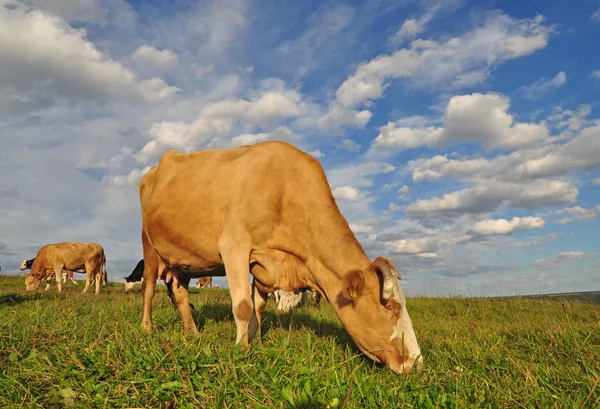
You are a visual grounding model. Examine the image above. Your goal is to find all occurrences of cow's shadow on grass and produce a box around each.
[0,293,43,306]
[191,301,356,351]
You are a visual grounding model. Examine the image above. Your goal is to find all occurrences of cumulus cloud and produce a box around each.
[316,104,372,130]
[379,230,475,255]
[21,0,108,23]
[337,138,361,152]
[406,178,578,219]
[373,93,548,151]
[318,13,552,129]
[515,123,600,178]
[332,186,366,202]
[472,216,545,235]
[231,126,297,147]
[131,45,178,70]
[103,166,151,188]
[398,185,411,200]
[520,71,566,99]
[349,223,375,234]
[0,3,179,111]
[412,155,491,182]
[136,80,310,162]
[196,64,215,78]
[337,14,551,108]
[393,18,426,43]
[533,251,585,266]
[309,149,324,158]
[555,206,599,224]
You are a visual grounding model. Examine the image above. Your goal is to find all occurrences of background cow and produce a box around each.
[138,141,422,374]
[20,257,79,290]
[195,276,212,288]
[276,288,321,312]
[24,242,107,294]
[124,259,144,291]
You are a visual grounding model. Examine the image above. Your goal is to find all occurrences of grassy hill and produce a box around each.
[1,276,599,408]
[504,291,600,304]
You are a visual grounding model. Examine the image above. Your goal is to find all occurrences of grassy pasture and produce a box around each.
[0,275,598,409]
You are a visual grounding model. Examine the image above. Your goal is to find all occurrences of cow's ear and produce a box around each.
[343,270,365,300]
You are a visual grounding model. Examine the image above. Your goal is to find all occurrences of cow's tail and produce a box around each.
[102,253,108,285]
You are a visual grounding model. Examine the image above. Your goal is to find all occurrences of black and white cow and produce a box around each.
[124,259,144,291]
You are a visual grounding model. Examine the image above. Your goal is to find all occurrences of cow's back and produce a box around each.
[35,242,104,271]
[142,141,331,270]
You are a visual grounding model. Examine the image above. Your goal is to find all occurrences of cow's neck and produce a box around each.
[295,206,371,303]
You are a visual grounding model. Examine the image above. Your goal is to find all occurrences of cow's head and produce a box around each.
[20,259,28,271]
[339,257,422,375]
[24,272,42,291]
[123,278,137,291]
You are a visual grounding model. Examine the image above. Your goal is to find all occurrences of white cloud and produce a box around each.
[103,166,151,188]
[196,64,215,78]
[406,178,578,218]
[0,3,178,110]
[373,93,548,151]
[472,216,545,235]
[335,13,552,109]
[520,71,566,99]
[132,45,178,70]
[136,81,310,162]
[593,178,600,186]
[309,149,324,158]
[591,70,600,80]
[592,8,600,22]
[337,138,361,152]
[383,164,396,174]
[516,123,600,178]
[393,18,425,43]
[533,251,585,266]
[555,206,599,224]
[413,155,491,182]
[21,0,106,23]
[332,185,366,202]
[316,104,371,130]
[231,126,296,146]
[349,223,375,234]
[398,185,411,200]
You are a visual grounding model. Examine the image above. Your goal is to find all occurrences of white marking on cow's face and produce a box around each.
[388,287,422,374]
[20,260,27,270]
[124,281,137,291]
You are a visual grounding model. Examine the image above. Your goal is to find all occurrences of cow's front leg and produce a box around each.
[249,279,268,344]
[53,267,63,293]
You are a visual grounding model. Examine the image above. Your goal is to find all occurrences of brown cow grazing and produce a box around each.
[139,141,422,375]
[195,276,212,288]
[24,242,107,294]
[21,257,79,290]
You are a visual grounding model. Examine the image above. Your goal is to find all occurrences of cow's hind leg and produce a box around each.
[166,272,196,333]
[69,271,78,285]
[249,279,268,344]
[82,266,93,294]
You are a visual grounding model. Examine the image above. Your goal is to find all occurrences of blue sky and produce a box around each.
[1,0,599,296]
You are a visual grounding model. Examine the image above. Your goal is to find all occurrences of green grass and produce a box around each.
[0,276,598,409]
